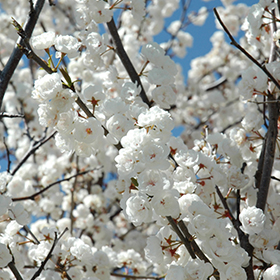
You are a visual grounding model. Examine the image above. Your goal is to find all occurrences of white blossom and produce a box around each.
[31,31,56,50]
[0,243,12,268]
[239,206,266,235]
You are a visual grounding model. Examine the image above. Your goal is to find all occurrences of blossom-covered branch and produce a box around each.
[0,0,45,108]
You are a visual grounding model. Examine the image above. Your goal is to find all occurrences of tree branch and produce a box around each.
[30,228,68,280]
[3,137,11,173]
[215,185,254,279]
[0,0,45,109]
[11,130,57,176]
[213,8,280,91]
[166,216,220,279]
[8,261,24,280]
[70,156,79,235]
[0,112,24,119]
[177,220,220,280]
[255,6,279,212]
[106,18,151,107]
[111,272,162,279]
[12,168,100,202]
[256,95,279,211]
[166,216,196,259]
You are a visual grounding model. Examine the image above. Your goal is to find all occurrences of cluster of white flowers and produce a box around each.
[1,0,280,279]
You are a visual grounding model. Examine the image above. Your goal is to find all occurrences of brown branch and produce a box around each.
[70,156,79,235]
[203,76,227,92]
[215,185,235,222]
[213,8,280,91]
[0,0,45,109]
[111,272,162,279]
[0,112,24,119]
[12,168,99,202]
[17,45,53,74]
[8,261,24,280]
[215,186,254,280]
[30,228,68,280]
[166,216,196,259]
[23,225,40,244]
[177,220,220,280]
[106,18,151,107]
[11,130,57,176]
[255,6,279,212]
[3,137,11,173]
[256,95,279,211]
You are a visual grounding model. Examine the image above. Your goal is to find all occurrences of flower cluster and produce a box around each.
[1,0,280,279]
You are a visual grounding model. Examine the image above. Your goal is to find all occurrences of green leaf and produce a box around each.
[131,177,138,187]
[59,67,72,88]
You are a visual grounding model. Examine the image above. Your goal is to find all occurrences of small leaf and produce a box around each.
[60,67,72,88]
[131,177,138,187]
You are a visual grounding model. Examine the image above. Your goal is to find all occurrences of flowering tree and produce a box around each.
[0,0,280,279]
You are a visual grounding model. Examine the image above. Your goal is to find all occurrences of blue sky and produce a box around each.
[0,0,258,169]
[155,0,258,82]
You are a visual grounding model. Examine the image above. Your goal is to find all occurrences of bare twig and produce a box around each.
[11,130,57,176]
[166,216,196,259]
[256,94,279,211]
[12,168,100,202]
[30,228,68,280]
[214,8,280,92]
[29,0,35,15]
[164,0,191,54]
[0,112,24,118]
[70,156,79,235]
[255,6,279,212]
[215,185,235,222]
[203,76,227,91]
[8,261,24,280]
[215,185,254,279]
[0,0,45,109]
[110,272,162,279]
[271,176,280,182]
[107,18,151,107]
[220,118,243,134]
[17,45,53,74]
[23,225,40,244]
[177,220,220,280]
[166,216,220,279]
[3,137,11,173]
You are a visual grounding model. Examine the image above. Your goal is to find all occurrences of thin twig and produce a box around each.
[0,112,25,118]
[8,261,24,280]
[3,137,11,173]
[203,76,227,92]
[177,220,220,280]
[256,95,279,211]
[164,0,191,54]
[12,168,100,202]
[215,186,254,279]
[29,0,35,14]
[166,216,196,259]
[215,185,243,230]
[18,45,53,74]
[11,130,57,176]
[0,0,45,109]
[111,272,162,279]
[271,176,280,182]
[70,156,79,235]
[220,118,243,134]
[214,8,280,91]
[30,228,68,280]
[23,225,40,244]
[107,18,151,107]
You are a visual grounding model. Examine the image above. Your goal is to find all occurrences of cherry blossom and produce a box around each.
[0,0,280,279]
